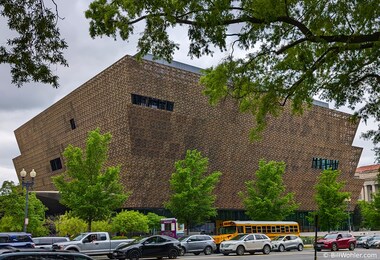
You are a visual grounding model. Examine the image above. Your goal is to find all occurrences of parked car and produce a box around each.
[219,233,271,255]
[365,236,380,249]
[33,236,70,249]
[0,232,34,249]
[178,234,216,255]
[52,232,134,258]
[271,235,304,252]
[356,236,371,248]
[112,235,181,260]
[0,248,94,259]
[315,233,356,251]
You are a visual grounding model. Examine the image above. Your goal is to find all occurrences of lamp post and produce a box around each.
[345,197,352,232]
[20,168,36,233]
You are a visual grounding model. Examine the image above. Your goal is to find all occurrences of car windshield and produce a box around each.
[324,234,338,239]
[230,234,247,241]
[178,236,189,242]
[72,234,87,241]
[219,226,237,235]
[272,236,285,241]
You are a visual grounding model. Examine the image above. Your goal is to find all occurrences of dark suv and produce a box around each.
[0,233,34,249]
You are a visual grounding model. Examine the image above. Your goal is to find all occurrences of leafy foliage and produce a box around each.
[53,128,130,231]
[85,0,380,154]
[92,220,112,233]
[239,160,299,220]
[309,169,351,232]
[0,181,48,235]
[111,210,149,235]
[146,212,165,234]
[54,212,87,238]
[0,0,68,87]
[164,149,221,233]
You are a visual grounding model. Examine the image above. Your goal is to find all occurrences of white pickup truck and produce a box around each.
[52,232,134,258]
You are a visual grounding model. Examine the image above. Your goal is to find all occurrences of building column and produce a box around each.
[364,185,369,201]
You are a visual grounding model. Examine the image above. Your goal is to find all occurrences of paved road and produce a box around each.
[94,248,380,260]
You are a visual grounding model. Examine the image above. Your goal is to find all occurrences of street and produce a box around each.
[94,248,380,260]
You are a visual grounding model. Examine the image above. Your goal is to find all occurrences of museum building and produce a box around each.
[12,54,364,231]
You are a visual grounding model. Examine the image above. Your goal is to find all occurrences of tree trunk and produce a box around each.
[186,221,190,235]
[88,218,92,232]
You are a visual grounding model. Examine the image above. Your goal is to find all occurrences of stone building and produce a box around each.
[12,54,364,231]
[355,164,380,202]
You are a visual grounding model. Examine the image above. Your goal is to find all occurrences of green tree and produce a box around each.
[239,160,298,220]
[1,0,68,87]
[53,128,130,231]
[309,169,351,232]
[164,149,221,234]
[85,0,380,156]
[92,220,112,233]
[146,212,165,235]
[111,210,149,235]
[54,212,87,238]
[0,181,48,235]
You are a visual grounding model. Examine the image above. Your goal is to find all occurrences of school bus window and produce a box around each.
[271,226,276,233]
[257,226,262,233]
[246,226,252,233]
[276,226,281,232]
[252,226,257,233]
[219,226,237,234]
[293,225,299,232]
[285,226,289,232]
[261,226,266,233]
[237,226,244,233]
[290,226,294,232]
[281,226,285,232]
[266,226,271,233]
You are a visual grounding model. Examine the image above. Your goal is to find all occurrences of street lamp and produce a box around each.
[345,197,352,232]
[20,168,36,233]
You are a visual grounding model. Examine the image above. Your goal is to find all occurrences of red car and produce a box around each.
[315,233,356,251]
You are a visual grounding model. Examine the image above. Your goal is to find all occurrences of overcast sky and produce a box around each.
[0,1,377,186]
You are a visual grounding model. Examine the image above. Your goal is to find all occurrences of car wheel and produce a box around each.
[349,243,355,251]
[278,245,285,252]
[297,244,304,251]
[128,250,140,260]
[331,243,338,251]
[263,245,271,255]
[180,247,186,256]
[168,249,178,259]
[236,245,245,255]
[204,246,213,255]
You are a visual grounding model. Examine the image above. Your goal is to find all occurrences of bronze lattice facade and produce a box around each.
[13,55,363,216]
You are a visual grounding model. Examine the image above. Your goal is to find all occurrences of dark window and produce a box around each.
[70,118,76,130]
[131,94,174,112]
[312,157,339,170]
[50,158,62,171]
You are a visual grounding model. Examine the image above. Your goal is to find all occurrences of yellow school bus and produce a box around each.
[213,220,300,245]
